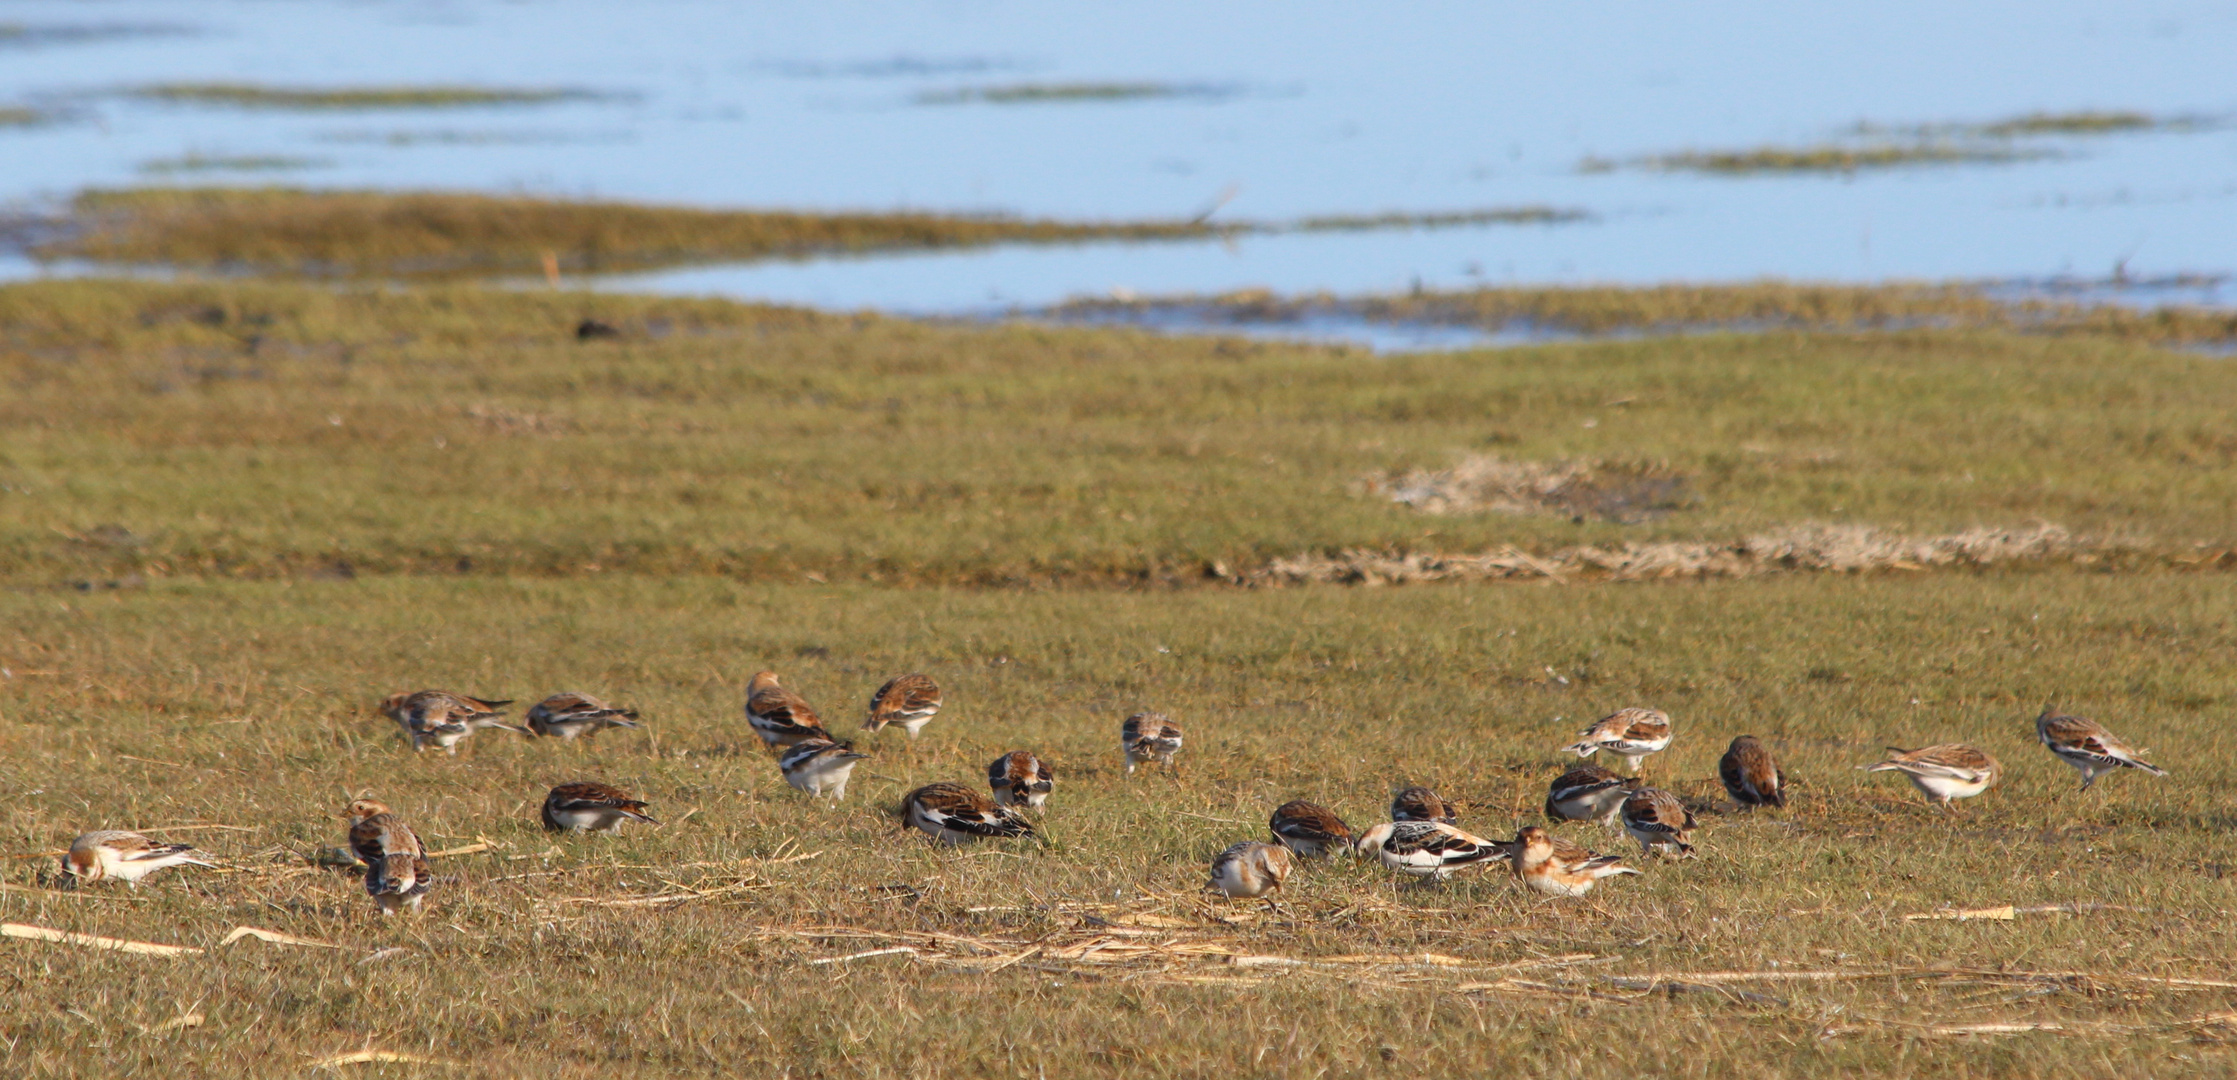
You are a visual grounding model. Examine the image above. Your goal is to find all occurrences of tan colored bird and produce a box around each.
[744,671,830,748]
[380,689,523,754]
[1389,786,1457,825]
[1619,787,1697,859]
[541,782,661,832]
[1268,799,1354,858]
[2036,708,2166,790]
[902,782,1038,845]
[1564,707,1673,774]
[1861,744,2002,809]
[1718,735,1786,810]
[1207,841,1293,909]
[781,738,870,800]
[987,750,1055,809]
[60,831,215,885]
[1507,825,1639,898]
[525,692,641,741]
[343,799,430,915]
[1543,764,1641,827]
[1121,713,1183,774]
[863,674,943,739]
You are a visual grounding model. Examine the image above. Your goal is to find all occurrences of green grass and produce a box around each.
[39,188,1219,278]
[1623,142,2044,175]
[1290,207,1589,231]
[137,154,328,176]
[916,81,1238,105]
[1062,280,2237,345]
[128,83,593,109]
[35,189,1591,279]
[3,276,2236,1075]
[1,571,2233,1076]
[4,279,2237,590]
[1597,109,2203,177]
[1971,110,2160,137]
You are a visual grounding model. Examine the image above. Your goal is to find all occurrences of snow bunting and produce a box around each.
[1121,713,1183,774]
[541,782,661,832]
[744,671,830,748]
[1619,787,1697,859]
[1268,799,1354,858]
[1207,840,1293,907]
[863,673,943,739]
[60,831,215,885]
[1860,744,2002,809]
[1353,820,1507,882]
[902,782,1038,845]
[343,799,430,915]
[987,750,1055,809]
[2037,708,2167,790]
[780,738,870,800]
[380,689,523,754]
[1718,735,1786,810]
[525,692,641,741]
[1544,764,1641,826]
[1563,707,1673,774]
[1389,786,1457,824]
[1507,825,1639,898]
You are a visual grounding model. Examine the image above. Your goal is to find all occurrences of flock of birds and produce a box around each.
[56,671,2170,916]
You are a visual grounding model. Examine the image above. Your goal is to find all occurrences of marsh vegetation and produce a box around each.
[2,275,2234,1076]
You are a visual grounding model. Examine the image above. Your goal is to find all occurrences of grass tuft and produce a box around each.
[39,187,1219,278]
[137,153,328,175]
[1631,142,2044,175]
[128,82,593,109]
[916,81,1239,105]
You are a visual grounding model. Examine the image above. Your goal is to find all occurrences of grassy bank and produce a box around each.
[37,188,1222,279]
[34,188,1587,279]
[1060,281,2237,344]
[0,572,2231,1076]
[5,280,2237,586]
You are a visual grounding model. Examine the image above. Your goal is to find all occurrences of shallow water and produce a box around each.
[4,0,2236,313]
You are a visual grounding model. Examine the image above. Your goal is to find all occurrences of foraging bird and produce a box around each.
[1389,786,1457,825]
[1268,799,1354,858]
[1121,713,1183,774]
[780,738,870,800]
[380,690,523,754]
[2036,708,2166,790]
[1207,841,1293,907]
[1506,825,1639,898]
[1619,787,1697,859]
[525,692,641,741]
[342,799,430,916]
[987,750,1055,809]
[59,831,215,885]
[1861,744,2002,809]
[1353,820,1507,882]
[743,671,830,748]
[541,782,661,832]
[1563,708,1673,774]
[1718,735,1786,809]
[1544,764,1641,827]
[863,674,943,739]
[902,782,1038,845]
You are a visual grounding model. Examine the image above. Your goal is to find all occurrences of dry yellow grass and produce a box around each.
[3,278,2235,1076]
[2,573,2234,1077]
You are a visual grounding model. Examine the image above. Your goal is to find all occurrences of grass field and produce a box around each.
[2,277,2235,1076]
